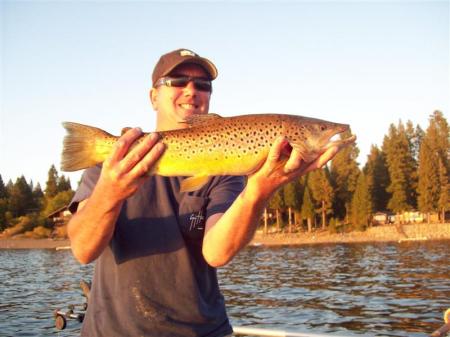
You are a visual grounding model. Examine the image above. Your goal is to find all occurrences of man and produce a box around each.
[68,48,342,337]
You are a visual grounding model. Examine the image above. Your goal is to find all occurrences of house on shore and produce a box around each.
[47,206,71,226]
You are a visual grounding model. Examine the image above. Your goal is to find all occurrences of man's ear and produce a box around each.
[150,87,158,110]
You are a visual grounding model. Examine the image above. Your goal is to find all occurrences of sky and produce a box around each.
[1,0,449,188]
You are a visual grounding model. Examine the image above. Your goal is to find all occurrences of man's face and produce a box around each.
[151,63,211,131]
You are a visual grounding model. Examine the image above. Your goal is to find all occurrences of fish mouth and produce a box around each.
[327,133,357,150]
[321,123,355,152]
[328,123,349,141]
[335,123,350,133]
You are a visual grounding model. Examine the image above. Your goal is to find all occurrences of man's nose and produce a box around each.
[183,81,197,95]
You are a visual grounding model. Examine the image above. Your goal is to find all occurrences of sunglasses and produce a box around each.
[154,76,212,92]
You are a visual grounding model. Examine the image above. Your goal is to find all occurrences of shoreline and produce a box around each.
[0,238,71,249]
[249,231,441,247]
[1,223,449,249]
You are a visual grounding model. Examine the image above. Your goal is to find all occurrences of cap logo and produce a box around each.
[180,50,197,57]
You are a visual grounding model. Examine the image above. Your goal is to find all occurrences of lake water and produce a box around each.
[0,241,449,337]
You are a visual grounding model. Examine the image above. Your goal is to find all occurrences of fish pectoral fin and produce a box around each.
[184,113,223,128]
[180,175,210,193]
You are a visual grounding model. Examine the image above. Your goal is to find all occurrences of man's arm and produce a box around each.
[202,136,345,267]
[68,128,165,264]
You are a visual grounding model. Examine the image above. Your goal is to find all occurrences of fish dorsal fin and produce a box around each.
[184,113,222,128]
[121,127,132,136]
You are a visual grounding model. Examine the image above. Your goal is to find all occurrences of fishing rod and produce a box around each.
[233,308,450,337]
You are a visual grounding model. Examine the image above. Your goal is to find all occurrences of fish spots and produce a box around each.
[159,114,307,163]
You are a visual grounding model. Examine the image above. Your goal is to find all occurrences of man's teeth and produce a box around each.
[180,103,196,109]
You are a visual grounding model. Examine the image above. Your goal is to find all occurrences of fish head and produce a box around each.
[284,116,351,162]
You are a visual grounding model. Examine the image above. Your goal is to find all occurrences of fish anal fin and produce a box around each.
[184,113,222,128]
[180,175,210,193]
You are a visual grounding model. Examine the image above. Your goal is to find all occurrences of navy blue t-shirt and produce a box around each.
[69,166,245,337]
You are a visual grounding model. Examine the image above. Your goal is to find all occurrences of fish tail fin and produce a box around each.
[61,122,116,172]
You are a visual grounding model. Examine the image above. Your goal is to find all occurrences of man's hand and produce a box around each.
[202,135,347,267]
[246,136,343,201]
[68,127,165,264]
[96,127,166,206]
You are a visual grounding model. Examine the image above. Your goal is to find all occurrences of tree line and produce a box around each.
[0,165,74,235]
[266,110,449,232]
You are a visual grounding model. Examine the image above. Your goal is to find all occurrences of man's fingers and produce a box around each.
[303,145,340,175]
[131,141,166,177]
[264,136,287,169]
[120,133,160,173]
[283,148,304,174]
[110,127,143,164]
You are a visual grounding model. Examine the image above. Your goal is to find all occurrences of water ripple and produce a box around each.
[0,241,449,336]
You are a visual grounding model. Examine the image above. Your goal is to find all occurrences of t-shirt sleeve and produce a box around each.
[68,165,102,214]
[206,175,245,218]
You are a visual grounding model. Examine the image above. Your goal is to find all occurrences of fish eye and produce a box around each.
[320,125,327,131]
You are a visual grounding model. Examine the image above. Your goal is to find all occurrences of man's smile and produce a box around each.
[179,103,198,110]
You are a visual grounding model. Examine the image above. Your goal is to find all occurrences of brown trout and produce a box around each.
[61,113,356,192]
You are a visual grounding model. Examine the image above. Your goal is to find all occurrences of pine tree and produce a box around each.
[268,188,285,232]
[404,121,420,207]
[0,198,7,231]
[363,145,390,212]
[301,185,315,232]
[283,180,300,233]
[0,175,8,231]
[45,165,59,198]
[428,111,449,169]
[309,168,334,229]
[438,158,449,223]
[382,121,417,216]
[57,175,72,192]
[6,180,13,195]
[351,172,371,230]
[406,121,424,161]
[427,111,449,221]
[417,139,439,222]
[0,174,8,199]
[330,129,360,221]
[32,183,45,213]
[417,111,450,223]
[8,176,34,217]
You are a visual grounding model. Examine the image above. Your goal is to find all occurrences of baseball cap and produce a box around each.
[152,49,218,86]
